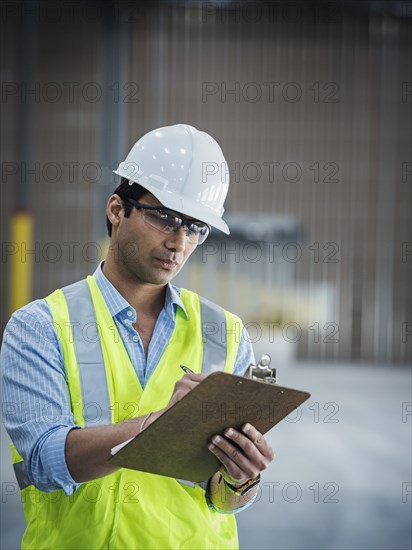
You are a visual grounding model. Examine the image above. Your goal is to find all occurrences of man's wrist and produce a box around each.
[222,474,261,496]
[141,409,164,431]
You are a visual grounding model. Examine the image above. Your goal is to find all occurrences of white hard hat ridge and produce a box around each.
[113,124,230,234]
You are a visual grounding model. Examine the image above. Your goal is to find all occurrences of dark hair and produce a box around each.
[106,178,148,237]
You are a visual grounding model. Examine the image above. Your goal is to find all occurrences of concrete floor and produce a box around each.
[1,362,411,550]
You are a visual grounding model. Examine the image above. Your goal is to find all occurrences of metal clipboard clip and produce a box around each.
[244,354,277,384]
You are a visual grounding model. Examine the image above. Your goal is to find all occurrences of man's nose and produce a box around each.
[165,227,187,252]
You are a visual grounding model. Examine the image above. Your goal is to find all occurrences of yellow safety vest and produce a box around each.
[11,275,242,549]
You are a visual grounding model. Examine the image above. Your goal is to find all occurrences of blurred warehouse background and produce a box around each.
[1,0,411,364]
[1,1,411,549]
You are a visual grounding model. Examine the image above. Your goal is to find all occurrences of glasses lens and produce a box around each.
[142,209,180,233]
[141,206,210,244]
[186,223,210,244]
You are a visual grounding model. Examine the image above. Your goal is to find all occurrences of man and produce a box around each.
[1,124,274,549]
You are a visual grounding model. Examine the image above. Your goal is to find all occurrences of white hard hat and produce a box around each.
[113,124,230,234]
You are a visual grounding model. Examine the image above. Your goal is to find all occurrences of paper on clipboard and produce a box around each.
[111,437,134,456]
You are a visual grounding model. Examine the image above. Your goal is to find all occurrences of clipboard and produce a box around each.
[109,371,311,482]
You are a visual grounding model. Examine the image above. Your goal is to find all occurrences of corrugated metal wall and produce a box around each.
[1,1,411,364]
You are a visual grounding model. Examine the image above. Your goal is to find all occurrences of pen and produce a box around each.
[180,364,194,374]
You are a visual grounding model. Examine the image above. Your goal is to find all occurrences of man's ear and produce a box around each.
[106,194,124,229]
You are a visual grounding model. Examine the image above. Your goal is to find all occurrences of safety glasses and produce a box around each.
[126,199,211,245]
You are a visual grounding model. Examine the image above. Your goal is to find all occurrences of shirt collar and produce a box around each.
[93,262,188,321]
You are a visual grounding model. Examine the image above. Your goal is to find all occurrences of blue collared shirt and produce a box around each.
[1,264,256,511]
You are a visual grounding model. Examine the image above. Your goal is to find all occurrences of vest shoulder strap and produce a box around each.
[180,288,241,375]
[198,293,228,375]
[61,279,112,427]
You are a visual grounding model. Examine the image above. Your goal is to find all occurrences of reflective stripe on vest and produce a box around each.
[13,281,229,490]
[62,280,112,427]
[199,295,227,374]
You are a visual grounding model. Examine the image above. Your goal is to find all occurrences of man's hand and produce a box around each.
[208,423,275,487]
[140,373,206,433]
[165,372,206,411]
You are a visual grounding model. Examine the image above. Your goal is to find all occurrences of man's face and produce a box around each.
[111,192,198,285]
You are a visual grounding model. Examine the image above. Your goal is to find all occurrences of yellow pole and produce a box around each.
[9,211,34,315]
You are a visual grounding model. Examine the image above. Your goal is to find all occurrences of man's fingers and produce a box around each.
[240,424,275,461]
[176,373,205,390]
[178,373,206,392]
[208,441,250,481]
[183,372,207,382]
[167,373,206,408]
[208,435,263,480]
[207,424,276,483]
[222,427,272,468]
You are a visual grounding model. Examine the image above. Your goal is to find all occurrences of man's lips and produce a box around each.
[155,258,178,270]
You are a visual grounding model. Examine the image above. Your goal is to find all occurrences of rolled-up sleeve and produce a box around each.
[0,300,81,495]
